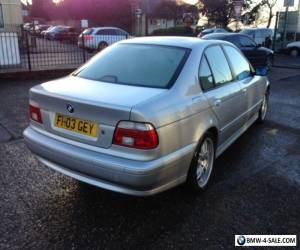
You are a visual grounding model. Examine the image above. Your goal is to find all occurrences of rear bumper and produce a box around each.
[23,126,195,196]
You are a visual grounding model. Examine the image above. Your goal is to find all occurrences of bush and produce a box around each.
[151,26,196,37]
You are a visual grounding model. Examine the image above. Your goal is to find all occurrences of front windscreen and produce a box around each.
[75,44,190,88]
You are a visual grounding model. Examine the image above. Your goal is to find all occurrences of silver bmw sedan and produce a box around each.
[24,37,270,196]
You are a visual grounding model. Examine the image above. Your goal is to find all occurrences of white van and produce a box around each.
[240,28,273,47]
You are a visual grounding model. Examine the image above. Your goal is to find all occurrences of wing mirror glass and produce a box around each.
[255,67,268,76]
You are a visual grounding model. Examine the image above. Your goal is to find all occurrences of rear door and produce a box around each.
[95,29,119,46]
[200,45,244,144]
[116,29,128,41]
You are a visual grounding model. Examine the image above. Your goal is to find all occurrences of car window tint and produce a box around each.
[199,56,214,91]
[241,29,255,38]
[97,29,115,35]
[227,36,241,47]
[76,44,190,88]
[223,46,251,81]
[116,29,127,36]
[105,29,117,35]
[240,36,256,47]
[205,46,232,86]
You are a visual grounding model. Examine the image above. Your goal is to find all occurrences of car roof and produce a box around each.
[242,28,272,30]
[92,27,121,30]
[202,33,248,39]
[119,36,232,49]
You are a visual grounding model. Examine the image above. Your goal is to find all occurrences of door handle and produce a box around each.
[242,88,247,94]
[214,100,221,107]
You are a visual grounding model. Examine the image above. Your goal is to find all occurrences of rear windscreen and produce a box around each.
[75,44,190,88]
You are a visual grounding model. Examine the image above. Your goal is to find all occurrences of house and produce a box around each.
[0,0,23,30]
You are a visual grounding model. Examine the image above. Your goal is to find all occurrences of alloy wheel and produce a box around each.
[196,137,215,188]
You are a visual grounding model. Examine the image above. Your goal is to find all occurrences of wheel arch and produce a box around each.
[205,127,219,147]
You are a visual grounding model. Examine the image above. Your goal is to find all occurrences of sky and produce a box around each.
[21,0,299,10]
[22,0,199,5]
[21,0,300,15]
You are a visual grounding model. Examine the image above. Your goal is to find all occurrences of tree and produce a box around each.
[29,0,133,32]
[30,0,56,20]
[152,1,198,23]
[197,0,264,28]
[261,0,278,28]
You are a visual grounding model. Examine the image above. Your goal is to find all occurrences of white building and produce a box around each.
[0,0,23,30]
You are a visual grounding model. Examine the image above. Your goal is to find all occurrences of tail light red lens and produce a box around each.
[84,35,92,41]
[113,121,158,150]
[29,102,43,124]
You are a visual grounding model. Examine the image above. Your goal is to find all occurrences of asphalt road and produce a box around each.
[0,68,300,249]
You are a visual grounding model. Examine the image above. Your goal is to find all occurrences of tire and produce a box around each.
[290,48,299,57]
[187,132,215,192]
[98,41,108,51]
[266,55,273,71]
[257,90,269,123]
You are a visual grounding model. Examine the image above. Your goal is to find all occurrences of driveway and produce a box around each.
[0,68,299,249]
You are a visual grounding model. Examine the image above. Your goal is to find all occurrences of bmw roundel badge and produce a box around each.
[66,104,74,113]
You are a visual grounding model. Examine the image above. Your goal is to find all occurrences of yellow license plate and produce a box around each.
[54,113,98,138]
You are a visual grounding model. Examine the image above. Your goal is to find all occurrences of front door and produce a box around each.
[223,45,259,121]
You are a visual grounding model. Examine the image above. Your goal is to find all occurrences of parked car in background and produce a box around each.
[44,26,64,40]
[24,37,270,196]
[202,33,274,71]
[23,23,34,31]
[44,26,78,42]
[41,26,55,37]
[240,28,273,48]
[55,27,79,43]
[78,27,131,51]
[35,25,52,37]
[197,28,228,38]
[284,41,300,57]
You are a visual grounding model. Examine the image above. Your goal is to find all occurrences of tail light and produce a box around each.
[84,35,93,41]
[29,101,43,124]
[113,121,158,150]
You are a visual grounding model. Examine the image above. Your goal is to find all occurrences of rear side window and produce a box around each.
[205,46,233,86]
[199,56,214,91]
[223,46,251,81]
[75,44,190,88]
[116,29,128,36]
[97,29,117,35]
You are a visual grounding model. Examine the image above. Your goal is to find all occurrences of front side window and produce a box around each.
[205,46,233,86]
[199,56,214,91]
[223,46,251,81]
[75,44,190,88]
[0,4,4,28]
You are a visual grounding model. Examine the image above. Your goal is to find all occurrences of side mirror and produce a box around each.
[255,67,268,76]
